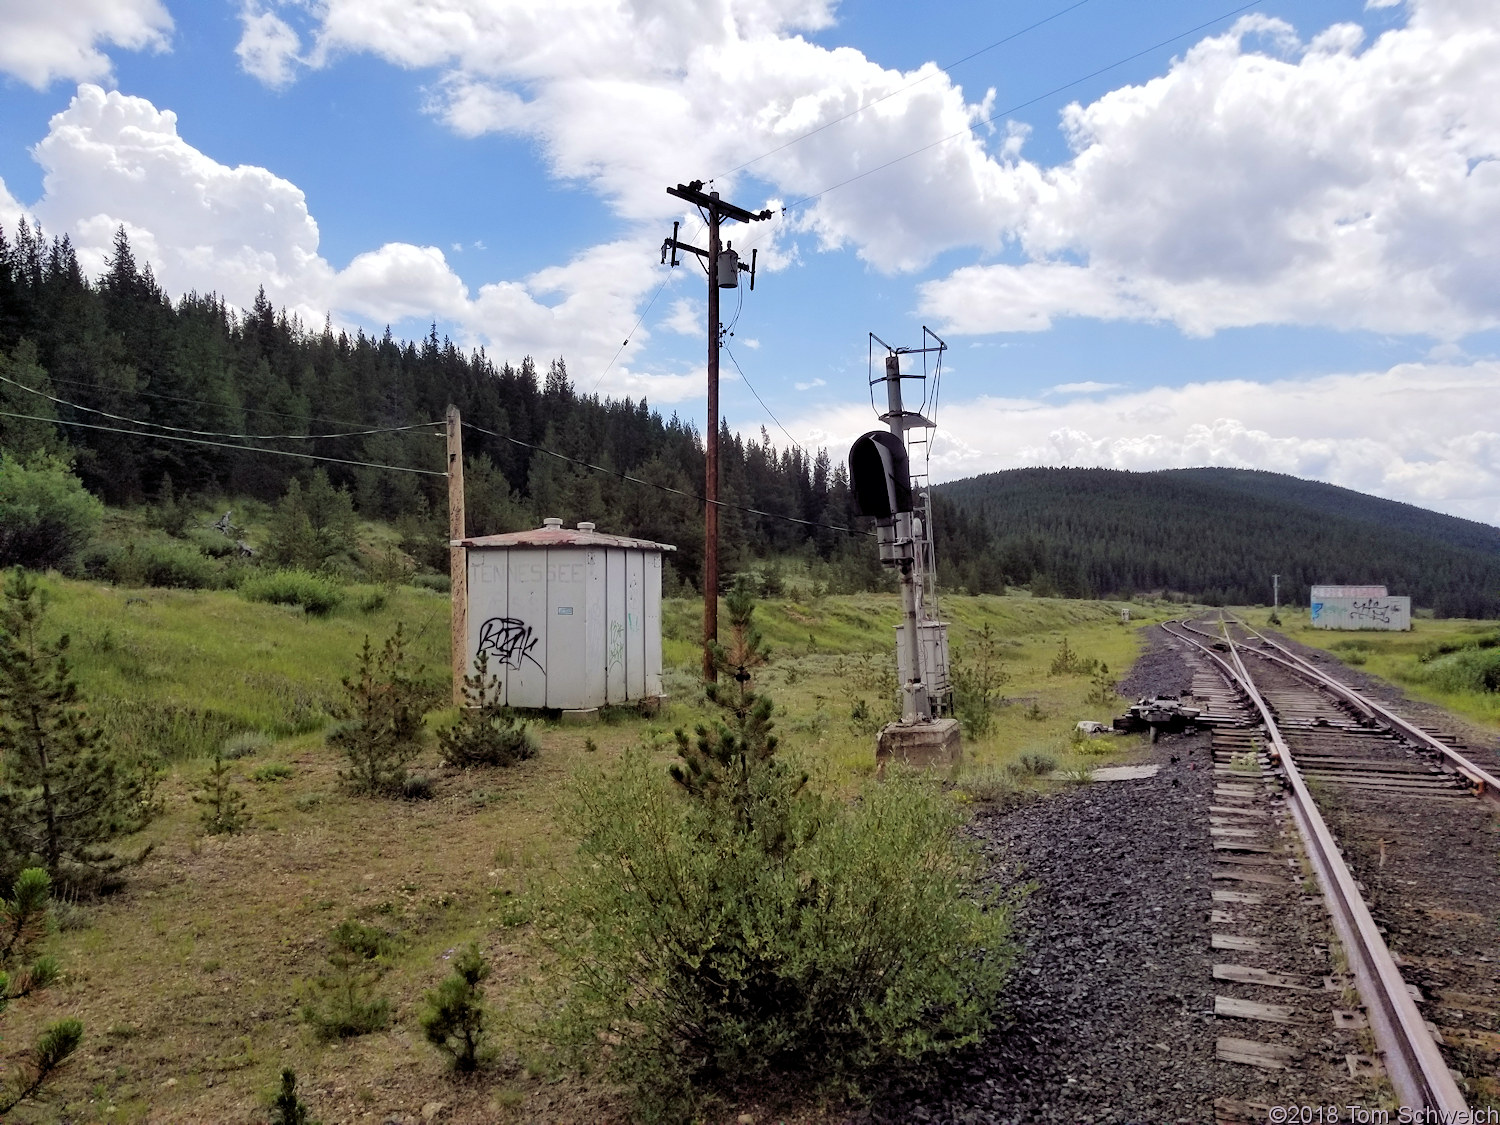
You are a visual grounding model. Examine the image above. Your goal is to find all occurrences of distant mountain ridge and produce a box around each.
[1160,468,1500,557]
[932,466,1500,618]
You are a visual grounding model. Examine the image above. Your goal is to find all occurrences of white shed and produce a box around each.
[456,518,675,711]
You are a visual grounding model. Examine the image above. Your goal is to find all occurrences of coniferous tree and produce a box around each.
[0,570,150,886]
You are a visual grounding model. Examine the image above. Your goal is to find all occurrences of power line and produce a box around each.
[462,419,867,537]
[723,341,806,456]
[588,218,711,397]
[0,410,447,476]
[783,0,1263,210]
[0,372,436,443]
[719,0,1096,178]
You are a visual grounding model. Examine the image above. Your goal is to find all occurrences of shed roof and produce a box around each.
[454,523,676,552]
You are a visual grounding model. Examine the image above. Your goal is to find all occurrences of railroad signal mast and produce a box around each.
[848,329,959,767]
[661,180,772,683]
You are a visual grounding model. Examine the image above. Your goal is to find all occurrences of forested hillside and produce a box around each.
[7,220,1498,615]
[934,467,1500,617]
[0,221,869,590]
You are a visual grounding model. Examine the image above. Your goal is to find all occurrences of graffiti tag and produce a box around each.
[477,617,544,671]
[1348,598,1394,624]
[608,620,625,669]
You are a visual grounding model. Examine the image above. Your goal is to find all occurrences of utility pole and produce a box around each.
[1273,573,1280,611]
[661,180,772,682]
[447,404,468,706]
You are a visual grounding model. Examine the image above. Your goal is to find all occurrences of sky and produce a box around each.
[1,0,1499,525]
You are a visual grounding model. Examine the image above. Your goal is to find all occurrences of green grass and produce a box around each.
[6,577,1184,1124]
[43,580,451,756]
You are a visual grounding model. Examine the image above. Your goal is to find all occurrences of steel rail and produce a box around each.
[1160,620,1470,1114]
[1228,618,1500,809]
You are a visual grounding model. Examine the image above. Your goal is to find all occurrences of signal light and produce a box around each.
[848,431,912,518]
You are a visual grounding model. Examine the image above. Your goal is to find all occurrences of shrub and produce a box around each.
[239,569,344,616]
[420,943,490,1073]
[410,572,451,594]
[438,651,538,768]
[330,626,425,795]
[957,765,1018,804]
[222,731,272,760]
[301,920,394,1040]
[401,772,435,800]
[1407,647,1500,694]
[556,585,1013,1118]
[1011,749,1058,777]
[252,763,294,783]
[80,535,220,590]
[0,454,103,572]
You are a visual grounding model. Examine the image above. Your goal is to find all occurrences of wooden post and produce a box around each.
[446,405,467,706]
[704,195,721,684]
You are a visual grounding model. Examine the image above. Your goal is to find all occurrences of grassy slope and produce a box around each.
[7,580,1178,1124]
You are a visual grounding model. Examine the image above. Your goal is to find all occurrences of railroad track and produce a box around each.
[1162,617,1500,1118]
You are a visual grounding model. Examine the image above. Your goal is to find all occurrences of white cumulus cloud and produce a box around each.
[243,0,1500,340]
[235,3,303,89]
[17,84,701,403]
[0,0,172,89]
[786,361,1500,523]
[923,1,1500,340]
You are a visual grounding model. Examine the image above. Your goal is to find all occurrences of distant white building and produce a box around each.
[1309,585,1411,631]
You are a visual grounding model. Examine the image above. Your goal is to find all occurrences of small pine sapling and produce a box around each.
[438,651,538,768]
[0,867,82,1113]
[330,625,425,795]
[269,1068,319,1125]
[420,943,491,1073]
[194,749,250,834]
[670,577,809,854]
[301,919,393,1039]
[1084,662,1115,706]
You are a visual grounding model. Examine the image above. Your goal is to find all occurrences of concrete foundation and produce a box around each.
[876,717,962,774]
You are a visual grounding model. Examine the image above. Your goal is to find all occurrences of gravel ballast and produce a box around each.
[850,626,1380,1124]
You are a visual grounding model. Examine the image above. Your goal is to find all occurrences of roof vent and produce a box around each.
[542,517,563,529]
[578,522,596,532]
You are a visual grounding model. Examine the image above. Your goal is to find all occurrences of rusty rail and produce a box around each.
[1230,619,1500,809]
[1160,620,1470,1115]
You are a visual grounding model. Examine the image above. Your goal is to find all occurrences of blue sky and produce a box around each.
[2,0,1499,523]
